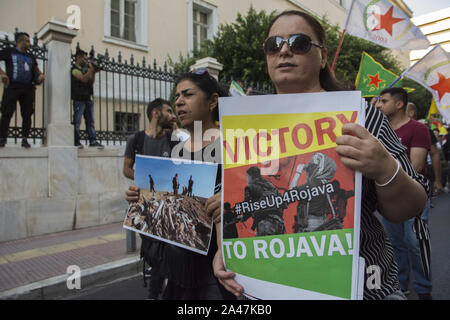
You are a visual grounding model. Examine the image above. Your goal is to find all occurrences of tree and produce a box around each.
[208,6,276,86]
[168,6,275,89]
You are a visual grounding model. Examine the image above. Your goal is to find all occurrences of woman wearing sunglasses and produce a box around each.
[213,10,429,300]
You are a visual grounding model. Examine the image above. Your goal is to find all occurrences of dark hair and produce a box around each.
[380,87,408,109]
[266,10,343,92]
[246,166,262,179]
[147,98,171,122]
[174,71,228,122]
[75,49,88,58]
[15,32,30,44]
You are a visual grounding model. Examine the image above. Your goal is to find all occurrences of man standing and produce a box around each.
[0,32,45,148]
[406,103,443,198]
[172,174,179,195]
[71,49,103,149]
[149,174,155,193]
[187,175,194,197]
[123,98,177,179]
[376,88,432,300]
[123,98,177,300]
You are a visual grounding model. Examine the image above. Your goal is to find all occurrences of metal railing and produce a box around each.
[1,32,272,147]
[0,31,47,144]
[73,44,272,146]
[72,44,178,146]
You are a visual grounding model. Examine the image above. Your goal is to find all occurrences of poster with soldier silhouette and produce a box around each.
[219,92,365,299]
[123,155,218,255]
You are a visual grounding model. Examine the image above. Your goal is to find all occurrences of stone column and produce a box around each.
[38,19,78,198]
[38,18,78,147]
[190,57,223,80]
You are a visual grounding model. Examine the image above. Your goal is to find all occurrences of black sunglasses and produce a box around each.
[263,33,324,55]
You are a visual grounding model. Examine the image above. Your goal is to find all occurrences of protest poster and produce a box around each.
[219,91,365,299]
[123,155,218,255]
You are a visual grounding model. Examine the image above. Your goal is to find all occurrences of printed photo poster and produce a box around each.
[219,92,365,299]
[123,155,218,255]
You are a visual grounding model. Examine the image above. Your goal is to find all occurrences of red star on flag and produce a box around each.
[367,72,385,88]
[431,72,450,101]
[372,6,404,36]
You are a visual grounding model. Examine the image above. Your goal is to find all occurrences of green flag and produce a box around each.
[355,52,403,97]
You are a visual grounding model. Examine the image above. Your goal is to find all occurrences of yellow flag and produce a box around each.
[427,99,439,120]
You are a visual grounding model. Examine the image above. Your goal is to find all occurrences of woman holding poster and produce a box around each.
[126,70,234,300]
[213,10,429,300]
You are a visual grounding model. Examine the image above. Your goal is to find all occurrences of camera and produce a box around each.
[89,59,101,72]
[89,55,105,72]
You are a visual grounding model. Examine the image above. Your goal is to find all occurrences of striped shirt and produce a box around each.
[361,104,429,300]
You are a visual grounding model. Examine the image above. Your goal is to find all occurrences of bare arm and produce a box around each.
[336,123,426,223]
[0,68,9,85]
[213,247,244,297]
[409,147,428,173]
[73,66,95,83]
[123,157,135,180]
[375,158,427,222]
[34,64,45,84]
[90,64,97,85]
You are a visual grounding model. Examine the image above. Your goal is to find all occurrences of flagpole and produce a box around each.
[401,44,441,79]
[386,74,403,89]
[331,0,355,72]
[331,30,346,72]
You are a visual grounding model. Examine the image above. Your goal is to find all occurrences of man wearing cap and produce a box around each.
[71,49,103,149]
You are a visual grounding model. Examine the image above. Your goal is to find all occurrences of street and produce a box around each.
[69,192,450,300]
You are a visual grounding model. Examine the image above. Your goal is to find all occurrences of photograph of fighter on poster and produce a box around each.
[222,149,355,239]
[124,155,218,255]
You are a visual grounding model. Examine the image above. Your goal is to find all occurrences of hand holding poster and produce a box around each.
[123,155,218,255]
[219,91,365,299]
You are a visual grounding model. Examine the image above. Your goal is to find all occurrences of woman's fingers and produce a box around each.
[125,185,140,203]
[205,193,222,223]
[337,123,394,181]
[213,249,244,297]
[341,123,371,139]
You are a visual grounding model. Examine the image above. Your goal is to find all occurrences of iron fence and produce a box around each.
[0,31,47,144]
[2,33,271,147]
[73,44,179,145]
[74,44,272,146]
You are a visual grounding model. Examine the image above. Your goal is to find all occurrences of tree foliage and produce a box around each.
[168,6,275,88]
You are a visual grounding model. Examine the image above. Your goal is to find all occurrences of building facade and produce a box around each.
[0,0,351,68]
[410,7,450,65]
[0,0,418,242]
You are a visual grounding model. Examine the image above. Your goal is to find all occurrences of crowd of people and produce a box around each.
[122,10,442,301]
[122,10,441,301]
[2,10,445,301]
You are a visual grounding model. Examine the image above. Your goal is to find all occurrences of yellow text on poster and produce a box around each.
[222,111,357,169]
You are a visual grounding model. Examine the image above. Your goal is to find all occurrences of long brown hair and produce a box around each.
[266,10,343,92]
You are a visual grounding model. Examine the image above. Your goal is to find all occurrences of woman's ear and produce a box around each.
[209,93,219,112]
